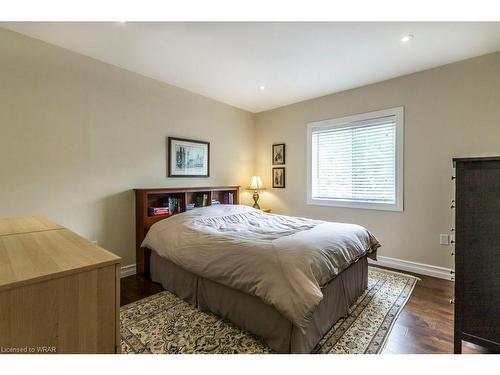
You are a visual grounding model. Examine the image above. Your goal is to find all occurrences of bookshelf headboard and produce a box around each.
[134,186,240,277]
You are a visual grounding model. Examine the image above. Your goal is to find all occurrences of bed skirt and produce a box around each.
[150,250,368,353]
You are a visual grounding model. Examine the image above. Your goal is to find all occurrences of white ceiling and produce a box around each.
[2,22,500,113]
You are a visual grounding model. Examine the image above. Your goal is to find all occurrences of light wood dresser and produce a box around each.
[0,216,121,354]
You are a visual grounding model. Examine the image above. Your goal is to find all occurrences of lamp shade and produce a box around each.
[249,176,264,190]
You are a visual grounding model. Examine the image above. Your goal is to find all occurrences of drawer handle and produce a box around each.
[450,299,455,304]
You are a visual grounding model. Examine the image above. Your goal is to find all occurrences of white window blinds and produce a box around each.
[308,108,403,211]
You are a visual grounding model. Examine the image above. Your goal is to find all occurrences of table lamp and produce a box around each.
[248,176,265,209]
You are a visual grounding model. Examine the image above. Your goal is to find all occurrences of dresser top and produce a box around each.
[0,215,63,236]
[453,156,500,165]
[0,216,121,292]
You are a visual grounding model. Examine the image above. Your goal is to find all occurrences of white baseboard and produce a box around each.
[121,264,137,278]
[368,255,453,280]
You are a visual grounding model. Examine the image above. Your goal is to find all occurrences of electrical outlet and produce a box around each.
[91,239,98,245]
[439,234,449,245]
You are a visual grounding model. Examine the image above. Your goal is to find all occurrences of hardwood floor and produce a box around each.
[120,267,493,354]
[121,273,164,306]
[371,266,491,354]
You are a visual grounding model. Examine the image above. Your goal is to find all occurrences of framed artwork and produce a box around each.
[272,167,286,188]
[168,137,210,177]
[272,143,285,165]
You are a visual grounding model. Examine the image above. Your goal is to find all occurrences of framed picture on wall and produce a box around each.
[272,143,285,165]
[168,137,210,177]
[272,167,286,188]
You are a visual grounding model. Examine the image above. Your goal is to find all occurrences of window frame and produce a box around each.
[306,106,404,212]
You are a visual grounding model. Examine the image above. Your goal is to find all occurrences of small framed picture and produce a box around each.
[168,137,210,177]
[272,167,286,188]
[272,143,285,165]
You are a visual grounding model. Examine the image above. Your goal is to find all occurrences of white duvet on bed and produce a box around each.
[142,204,380,331]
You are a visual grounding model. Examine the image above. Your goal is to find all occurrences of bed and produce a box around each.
[141,204,380,353]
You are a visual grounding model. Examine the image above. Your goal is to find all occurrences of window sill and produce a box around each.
[307,198,403,212]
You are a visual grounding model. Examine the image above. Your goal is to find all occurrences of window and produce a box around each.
[307,107,404,211]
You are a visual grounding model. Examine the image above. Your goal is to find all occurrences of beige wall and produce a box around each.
[2,27,499,270]
[0,28,255,266]
[255,51,500,269]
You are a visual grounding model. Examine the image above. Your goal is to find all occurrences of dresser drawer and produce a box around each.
[0,264,119,354]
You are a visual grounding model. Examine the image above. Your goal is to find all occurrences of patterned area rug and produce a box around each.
[121,267,418,354]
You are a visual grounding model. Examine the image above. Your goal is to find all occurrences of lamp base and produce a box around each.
[252,191,260,210]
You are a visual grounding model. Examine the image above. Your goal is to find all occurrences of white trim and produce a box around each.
[306,106,404,212]
[120,264,137,278]
[368,255,453,280]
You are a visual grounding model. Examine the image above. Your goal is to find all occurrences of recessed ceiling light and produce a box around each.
[400,34,414,43]
[259,85,266,91]
[118,21,127,24]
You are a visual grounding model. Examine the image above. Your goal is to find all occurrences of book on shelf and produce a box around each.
[186,203,195,211]
[194,193,209,207]
[211,199,220,205]
[221,192,234,205]
[167,197,182,214]
[149,207,169,216]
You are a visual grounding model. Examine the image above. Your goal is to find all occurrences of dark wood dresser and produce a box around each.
[453,157,500,353]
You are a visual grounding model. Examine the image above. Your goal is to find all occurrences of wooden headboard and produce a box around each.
[134,186,240,277]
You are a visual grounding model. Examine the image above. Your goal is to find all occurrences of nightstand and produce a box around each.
[261,208,271,213]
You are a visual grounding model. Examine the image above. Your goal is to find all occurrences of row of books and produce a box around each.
[168,197,182,214]
[149,193,235,216]
[148,197,182,216]
[222,192,234,205]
